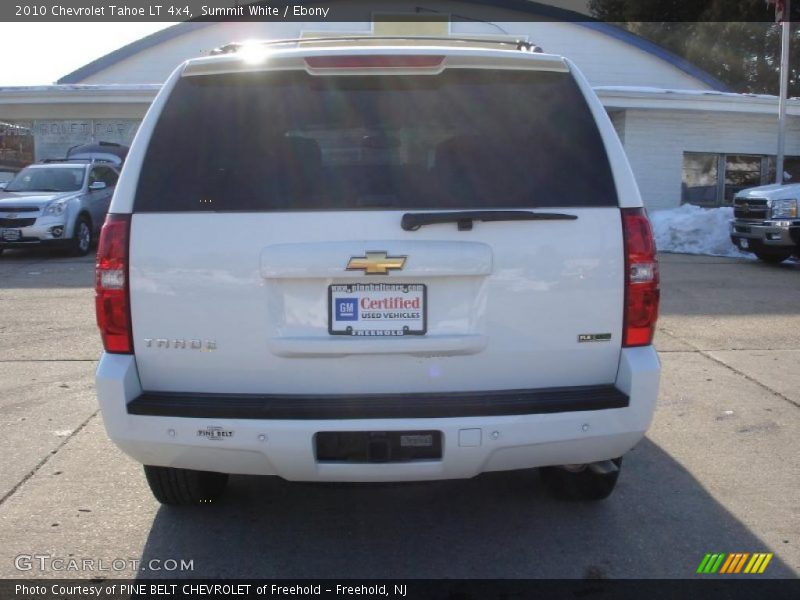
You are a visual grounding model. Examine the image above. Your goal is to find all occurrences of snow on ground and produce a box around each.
[649,204,752,259]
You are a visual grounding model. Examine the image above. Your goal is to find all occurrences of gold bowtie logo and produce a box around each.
[346,251,407,275]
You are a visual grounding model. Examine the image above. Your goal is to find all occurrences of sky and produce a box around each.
[0,1,593,87]
[0,23,174,86]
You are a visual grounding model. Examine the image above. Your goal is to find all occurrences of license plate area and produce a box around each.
[1,229,22,241]
[315,431,442,463]
[328,283,427,336]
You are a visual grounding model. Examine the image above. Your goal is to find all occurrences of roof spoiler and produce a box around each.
[210,36,544,56]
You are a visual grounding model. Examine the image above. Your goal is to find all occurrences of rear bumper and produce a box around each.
[127,385,629,419]
[96,347,660,482]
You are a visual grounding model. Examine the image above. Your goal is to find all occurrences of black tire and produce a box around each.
[70,215,93,257]
[540,458,622,501]
[754,250,792,264]
[143,465,229,506]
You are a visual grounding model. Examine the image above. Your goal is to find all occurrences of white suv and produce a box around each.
[95,38,660,505]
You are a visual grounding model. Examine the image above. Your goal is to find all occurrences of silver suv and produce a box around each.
[0,161,119,256]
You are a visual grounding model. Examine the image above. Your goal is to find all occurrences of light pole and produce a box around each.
[775,0,791,184]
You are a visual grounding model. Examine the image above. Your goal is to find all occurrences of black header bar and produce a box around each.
[1,579,800,600]
[1,1,798,23]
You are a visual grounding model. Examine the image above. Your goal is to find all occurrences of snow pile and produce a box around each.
[649,204,751,259]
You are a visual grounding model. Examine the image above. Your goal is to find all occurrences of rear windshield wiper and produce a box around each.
[401,210,578,231]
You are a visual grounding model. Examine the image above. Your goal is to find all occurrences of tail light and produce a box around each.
[95,214,132,354]
[622,208,660,347]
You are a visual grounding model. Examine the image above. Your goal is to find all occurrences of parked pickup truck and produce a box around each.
[730,183,800,263]
[95,37,661,505]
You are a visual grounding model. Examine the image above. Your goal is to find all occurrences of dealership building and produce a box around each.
[1,10,799,211]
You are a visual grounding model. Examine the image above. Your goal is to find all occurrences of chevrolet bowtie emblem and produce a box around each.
[346,251,407,275]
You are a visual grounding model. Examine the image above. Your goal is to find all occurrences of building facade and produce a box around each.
[1,13,798,211]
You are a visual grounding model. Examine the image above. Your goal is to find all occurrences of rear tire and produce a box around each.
[70,216,92,257]
[144,465,229,505]
[754,249,792,264]
[540,458,622,501]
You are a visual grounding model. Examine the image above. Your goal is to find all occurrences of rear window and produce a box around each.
[134,68,618,212]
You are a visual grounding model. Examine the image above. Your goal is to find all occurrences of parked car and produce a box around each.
[0,160,119,256]
[94,37,661,505]
[730,183,800,263]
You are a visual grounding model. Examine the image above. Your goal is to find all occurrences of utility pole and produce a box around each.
[775,0,791,184]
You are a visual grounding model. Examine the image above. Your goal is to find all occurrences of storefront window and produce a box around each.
[682,152,794,206]
[724,155,763,203]
[682,152,719,205]
[766,156,800,184]
[0,121,34,169]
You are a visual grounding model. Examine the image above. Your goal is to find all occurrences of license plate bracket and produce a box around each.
[315,430,442,463]
[328,283,427,336]
[1,229,21,242]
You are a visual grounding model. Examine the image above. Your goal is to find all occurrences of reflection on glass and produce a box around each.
[682,152,718,205]
[724,155,762,203]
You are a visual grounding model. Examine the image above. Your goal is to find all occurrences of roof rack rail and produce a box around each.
[210,36,543,56]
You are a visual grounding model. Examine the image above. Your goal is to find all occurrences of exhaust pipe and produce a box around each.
[588,460,619,476]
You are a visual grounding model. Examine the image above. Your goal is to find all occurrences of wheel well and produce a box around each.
[76,211,93,233]
[70,212,93,240]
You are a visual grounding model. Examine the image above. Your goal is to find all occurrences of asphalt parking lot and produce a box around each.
[0,249,797,579]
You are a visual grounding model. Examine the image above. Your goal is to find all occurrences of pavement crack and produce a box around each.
[657,347,800,353]
[0,409,99,507]
[659,330,800,410]
[0,359,97,363]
